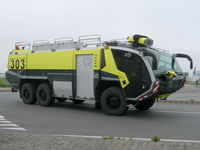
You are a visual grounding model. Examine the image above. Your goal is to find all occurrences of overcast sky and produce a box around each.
[0,0,199,74]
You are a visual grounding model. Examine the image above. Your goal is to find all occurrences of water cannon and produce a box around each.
[127,34,153,47]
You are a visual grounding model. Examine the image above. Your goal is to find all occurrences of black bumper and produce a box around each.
[157,77,186,95]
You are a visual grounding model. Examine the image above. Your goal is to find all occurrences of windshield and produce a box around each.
[145,48,183,75]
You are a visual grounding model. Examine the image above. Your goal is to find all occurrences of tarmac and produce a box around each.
[0,85,200,150]
[167,85,200,102]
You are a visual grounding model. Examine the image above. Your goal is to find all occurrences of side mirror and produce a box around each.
[143,51,157,70]
[174,53,193,69]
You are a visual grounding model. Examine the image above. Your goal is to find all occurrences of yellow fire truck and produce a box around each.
[6,34,193,115]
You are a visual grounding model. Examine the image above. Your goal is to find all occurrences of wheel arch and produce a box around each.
[95,80,125,104]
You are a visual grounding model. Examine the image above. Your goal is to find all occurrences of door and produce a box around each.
[76,55,94,99]
[111,49,152,98]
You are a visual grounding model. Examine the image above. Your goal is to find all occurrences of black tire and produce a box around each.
[135,98,155,110]
[100,87,128,115]
[56,98,67,102]
[36,83,55,106]
[72,99,85,104]
[21,83,37,104]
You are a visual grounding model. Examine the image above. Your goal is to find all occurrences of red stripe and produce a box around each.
[139,81,160,100]
[154,81,160,88]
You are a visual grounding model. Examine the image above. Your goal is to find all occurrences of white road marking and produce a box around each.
[54,134,200,143]
[0,124,18,127]
[1,128,27,131]
[0,114,27,131]
[0,121,12,123]
[153,110,200,115]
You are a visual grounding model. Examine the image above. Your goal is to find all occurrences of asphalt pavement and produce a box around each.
[0,92,200,141]
[167,85,200,101]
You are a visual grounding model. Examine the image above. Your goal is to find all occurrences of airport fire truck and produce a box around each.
[6,34,193,115]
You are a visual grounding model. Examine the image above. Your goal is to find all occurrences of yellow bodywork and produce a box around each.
[101,47,129,88]
[8,47,129,88]
[8,49,102,70]
[8,50,29,70]
[127,36,153,46]
[156,94,170,99]
[167,70,176,78]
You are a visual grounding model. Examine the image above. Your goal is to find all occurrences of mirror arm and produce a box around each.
[143,51,157,70]
[174,53,193,69]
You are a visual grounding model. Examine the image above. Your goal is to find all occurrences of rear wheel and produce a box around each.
[36,83,55,106]
[135,98,155,110]
[21,83,37,104]
[100,87,128,115]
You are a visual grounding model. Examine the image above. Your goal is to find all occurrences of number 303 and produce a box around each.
[10,59,25,69]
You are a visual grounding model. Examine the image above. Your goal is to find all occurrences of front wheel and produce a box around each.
[135,98,155,110]
[36,83,55,106]
[100,87,128,116]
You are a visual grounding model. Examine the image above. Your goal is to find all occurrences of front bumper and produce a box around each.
[157,76,186,95]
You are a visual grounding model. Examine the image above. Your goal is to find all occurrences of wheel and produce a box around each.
[72,99,85,104]
[21,83,37,104]
[36,83,55,106]
[56,98,67,102]
[135,98,155,110]
[100,87,128,115]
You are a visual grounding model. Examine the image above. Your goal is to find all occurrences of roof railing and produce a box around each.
[54,37,73,44]
[78,34,101,47]
[154,47,169,53]
[109,38,127,42]
[33,40,49,46]
[15,41,30,50]
[15,34,102,50]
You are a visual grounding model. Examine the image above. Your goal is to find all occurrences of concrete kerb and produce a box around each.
[156,99,200,105]
[1,132,200,150]
[0,88,11,92]
[54,134,200,143]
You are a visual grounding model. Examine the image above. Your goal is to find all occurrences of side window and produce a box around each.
[112,49,151,97]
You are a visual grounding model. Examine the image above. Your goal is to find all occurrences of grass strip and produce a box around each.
[0,78,10,87]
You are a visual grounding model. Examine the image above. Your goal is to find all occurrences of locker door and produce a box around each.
[76,55,94,99]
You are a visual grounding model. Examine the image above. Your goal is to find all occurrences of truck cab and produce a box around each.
[145,48,192,96]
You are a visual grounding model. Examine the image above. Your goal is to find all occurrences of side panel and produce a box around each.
[8,50,29,70]
[27,50,74,70]
[53,81,72,98]
[76,55,94,99]
[7,48,102,95]
[6,50,29,90]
